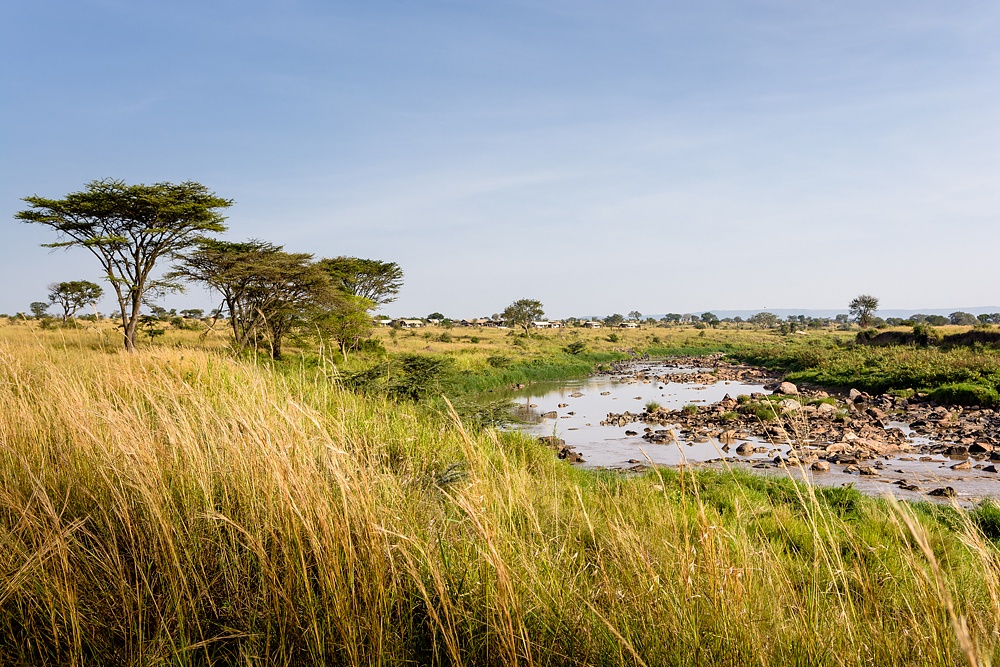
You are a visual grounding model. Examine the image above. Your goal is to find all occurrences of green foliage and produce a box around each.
[740,400,778,421]
[29,301,49,318]
[502,298,544,334]
[355,338,386,356]
[730,335,1000,404]
[345,354,454,401]
[316,256,404,307]
[645,400,661,412]
[849,294,879,328]
[564,340,587,355]
[950,311,978,326]
[912,323,941,347]
[681,404,698,415]
[16,178,231,350]
[138,315,165,342]
[317,294,377,362]
[928,382,1000,407]
[749,311,780,328]
[970,500,1000,541]
[47,280,103,321]
[174,239,358,360]
[486,354,511,368]
[606,333,619,343]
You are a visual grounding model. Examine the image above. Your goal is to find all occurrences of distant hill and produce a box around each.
[569,307,1000,320]
[704,307,1000,320]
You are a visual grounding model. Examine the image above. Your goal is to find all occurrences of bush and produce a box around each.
[740,401,778,422]
[645,400,661,412]
[564,340,587,355]
[928,382,1000,407]
[681,404,698,416]
[356,338,387,356]
[606,333,619,343]
[438,332,453,343]
[971,500,1000,541]
[486,355,511,368]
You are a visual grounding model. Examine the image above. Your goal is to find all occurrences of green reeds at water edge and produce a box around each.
[0,337,997,665]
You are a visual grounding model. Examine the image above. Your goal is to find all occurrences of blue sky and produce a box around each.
[2,1,999,318]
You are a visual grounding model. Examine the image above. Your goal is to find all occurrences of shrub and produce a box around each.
[928,382,1000,407]
[971,500,1000,541]
[606,333,619,343]
[645,400,661,412]
[356,338,386,356]
[806,397,838,407]
[564,341,587,355]
[681,404,698,416]
[438,332,453,343]
[740,401,778,422]
[486,355,511,368]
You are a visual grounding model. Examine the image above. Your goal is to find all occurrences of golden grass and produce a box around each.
[0,326,997,665]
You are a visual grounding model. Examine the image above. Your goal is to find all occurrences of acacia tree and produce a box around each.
[750,312,780,329]
[16,179,231,350]
[949,311,978,326]
[47,280,104,321]
[173,240,341,359]
[503,298,544,335]
[29,302,50,319]
[170,239,285,351]
[318,257,403,308]
[316,294,375,363]
[603,313,624,327]
[849,294,879,328]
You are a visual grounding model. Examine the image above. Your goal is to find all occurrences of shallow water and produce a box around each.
[508,364,1000,504]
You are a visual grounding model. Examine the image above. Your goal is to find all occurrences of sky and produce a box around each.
[2,0,999,319]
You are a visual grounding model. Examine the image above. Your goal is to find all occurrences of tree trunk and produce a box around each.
[123,295,143,352]
[123,319,138,351]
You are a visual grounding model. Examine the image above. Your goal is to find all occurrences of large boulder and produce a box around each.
[774,381,799,396]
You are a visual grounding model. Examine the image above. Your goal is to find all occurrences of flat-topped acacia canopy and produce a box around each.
[16,178,232,350]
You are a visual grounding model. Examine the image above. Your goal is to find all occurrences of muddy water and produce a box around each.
[509,364,1000,504]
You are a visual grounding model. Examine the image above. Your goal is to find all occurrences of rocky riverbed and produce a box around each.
[515,355,1000,502]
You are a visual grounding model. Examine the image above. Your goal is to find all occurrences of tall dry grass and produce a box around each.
[0,329,997,665]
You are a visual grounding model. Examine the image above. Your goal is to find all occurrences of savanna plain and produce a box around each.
[5,320,1000,666]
